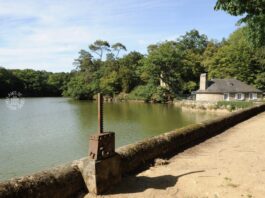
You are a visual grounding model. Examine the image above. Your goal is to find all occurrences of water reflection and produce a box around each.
[0,98,221,181]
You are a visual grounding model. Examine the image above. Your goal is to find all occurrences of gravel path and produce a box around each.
[85,112,265,198]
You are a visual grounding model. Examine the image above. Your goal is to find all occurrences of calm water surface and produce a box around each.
[0,97,220,181]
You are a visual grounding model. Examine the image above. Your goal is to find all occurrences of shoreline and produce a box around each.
[180,106,230,114]
[2,104,265,197]
[173,100,264,113]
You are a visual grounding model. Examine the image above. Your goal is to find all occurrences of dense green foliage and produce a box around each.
[127,85,169,103]
[65,41,144,99]
[1,27,265,102]
[142,30,207,94]
[204,27,265,90]
[215,0,265,47]
[216,101,254,111]
[0,67,69,97]
[62,30,210,102]
[63,27,265,102]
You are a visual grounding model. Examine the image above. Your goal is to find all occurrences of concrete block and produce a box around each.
[82,154,121,195]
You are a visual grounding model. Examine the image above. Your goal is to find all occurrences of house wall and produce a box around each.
[196,93,224,102]
[229,93,246,101]
[229,93,263,101]
[229,93,236,100]
[196,93,262,102]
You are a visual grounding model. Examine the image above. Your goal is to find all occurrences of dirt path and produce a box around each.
[85,112,265,198]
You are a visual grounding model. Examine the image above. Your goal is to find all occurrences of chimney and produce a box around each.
[199,73,207,90]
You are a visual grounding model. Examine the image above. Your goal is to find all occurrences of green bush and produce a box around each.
[151,87,169,103]
[63,74,94,100]
[216,101,254,111]
[127,84,156,102]
[128,85,169,103]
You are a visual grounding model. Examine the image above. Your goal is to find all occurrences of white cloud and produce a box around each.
[0,0,238,72]
[1,0,175,71]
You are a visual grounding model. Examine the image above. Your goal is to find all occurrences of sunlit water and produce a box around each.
[0,97,220,181]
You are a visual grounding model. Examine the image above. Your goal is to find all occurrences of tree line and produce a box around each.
[64,27,265,102]
[60,30,209,102]
[0,68,70,97]
[1,0,265,101]
[1,27,264,102]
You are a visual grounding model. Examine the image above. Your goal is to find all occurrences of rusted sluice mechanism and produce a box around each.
[84,93,121,195]
[88,93,115,160]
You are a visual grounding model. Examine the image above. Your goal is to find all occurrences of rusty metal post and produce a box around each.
[98,93,103,134]
[88,93,115,160]
[84,93,121,195]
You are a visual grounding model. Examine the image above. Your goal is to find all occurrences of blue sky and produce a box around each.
[0,0,239,72]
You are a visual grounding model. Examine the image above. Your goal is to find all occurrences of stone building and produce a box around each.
[196,73,262,102]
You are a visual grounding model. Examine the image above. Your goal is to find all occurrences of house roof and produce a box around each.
[197,79,262,93]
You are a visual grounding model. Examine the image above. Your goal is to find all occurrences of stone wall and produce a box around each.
[1,104,265,197]
[196,93,224,102]
[117,104,265,174]
[0,162,87,198]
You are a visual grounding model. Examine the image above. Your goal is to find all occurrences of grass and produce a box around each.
[216,101,254,111]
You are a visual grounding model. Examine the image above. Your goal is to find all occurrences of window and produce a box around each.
[224,93,229,101]
[235,93,245,100]
[249,93,257,100]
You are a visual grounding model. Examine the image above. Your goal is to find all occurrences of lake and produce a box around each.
[0,97,220,181]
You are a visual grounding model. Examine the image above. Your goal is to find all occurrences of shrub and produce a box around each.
[128,84,169,103]
[63,74,94,100]
[216,101,254,111]
[151,87,169,103]
[127,84,155,101]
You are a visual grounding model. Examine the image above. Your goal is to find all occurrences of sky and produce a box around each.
[0,0,239,72]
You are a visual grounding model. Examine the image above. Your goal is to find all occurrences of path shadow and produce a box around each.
[106,170,204,195]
